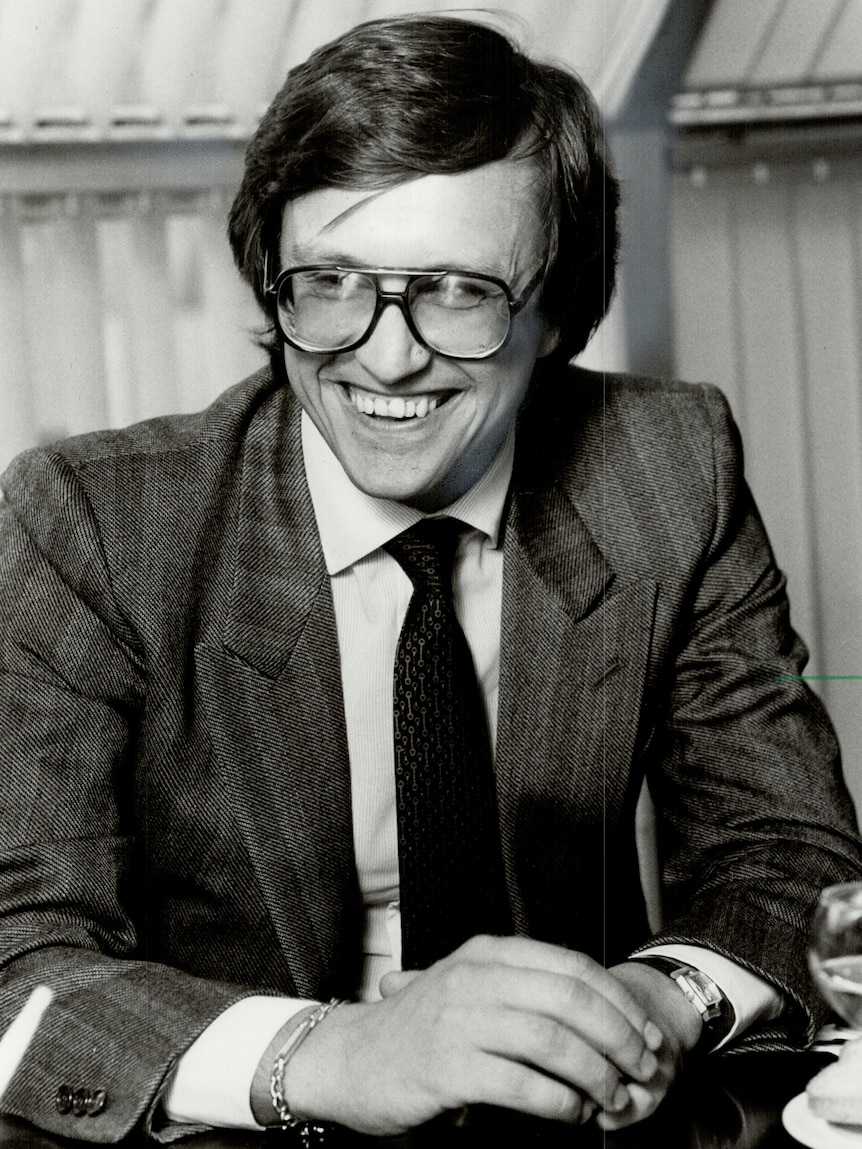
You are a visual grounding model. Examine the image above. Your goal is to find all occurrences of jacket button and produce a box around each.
[85,1089,107,1116]
[55,1085,73,1115]
[72,1088,88,1116]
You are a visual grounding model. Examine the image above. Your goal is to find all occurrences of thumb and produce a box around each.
[379,969,421,998]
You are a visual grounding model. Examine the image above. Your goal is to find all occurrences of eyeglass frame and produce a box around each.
[263,254,545,360]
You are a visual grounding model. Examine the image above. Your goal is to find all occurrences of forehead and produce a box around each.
[279,159,546,281]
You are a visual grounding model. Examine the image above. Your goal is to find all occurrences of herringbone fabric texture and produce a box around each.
[386,517,511,969]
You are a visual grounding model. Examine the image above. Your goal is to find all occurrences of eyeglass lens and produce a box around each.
[276,270,512,356]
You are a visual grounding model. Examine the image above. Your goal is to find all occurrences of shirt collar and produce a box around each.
[301,412,515,575]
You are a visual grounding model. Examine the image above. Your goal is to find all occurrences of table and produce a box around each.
[0,1052,835,1149]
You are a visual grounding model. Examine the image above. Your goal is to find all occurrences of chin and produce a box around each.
[353,473,448,511]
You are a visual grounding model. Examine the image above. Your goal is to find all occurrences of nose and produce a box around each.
[353,299,432,385]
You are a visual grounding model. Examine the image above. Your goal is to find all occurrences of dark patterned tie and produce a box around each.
[385,517,512,970]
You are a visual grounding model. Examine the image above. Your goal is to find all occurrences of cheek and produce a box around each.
[282,350,330,402]
[464,374,530,439]
[482,346,539,415]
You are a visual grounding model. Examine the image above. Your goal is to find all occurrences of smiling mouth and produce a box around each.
[346,385,454,420]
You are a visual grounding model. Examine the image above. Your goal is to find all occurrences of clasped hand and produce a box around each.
[279,936,702,1135]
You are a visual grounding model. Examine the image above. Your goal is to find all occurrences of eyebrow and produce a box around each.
[281,246,509,280]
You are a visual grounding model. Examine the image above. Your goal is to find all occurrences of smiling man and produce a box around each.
[274,164,556,511]
[2,13,862,1146]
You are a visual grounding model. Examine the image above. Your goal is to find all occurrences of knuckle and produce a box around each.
[608,1021,647,1070]
[441,960,475,999]
[524,1015,565,1061]
[461,933,495,956]
[601,1008,634,1044]
[625,1030,649,1066]
[582,1057,621,1106]
[560,972,595,1013]
[553,1087,586,1124]
[561,975,584,1009]
[523,1071,583,1124]
[441,959,497,1007]
[566,950,593,977]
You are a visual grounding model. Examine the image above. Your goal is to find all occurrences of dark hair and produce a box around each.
[228,14,619,364]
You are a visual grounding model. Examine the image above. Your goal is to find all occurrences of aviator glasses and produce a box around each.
[265,263,544,360]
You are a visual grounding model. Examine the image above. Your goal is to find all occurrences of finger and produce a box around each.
[471,1005,633,1114]
[379,970,420,998]
[445,956,657,1085]
[458,936,659,1047]
[465,1050,588,1124]
[581,1098,598,1124]
[596,1081,664,1130]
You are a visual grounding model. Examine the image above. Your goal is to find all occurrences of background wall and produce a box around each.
[672,150,862,814]
[0,0,672,471]
[668,0,862,816]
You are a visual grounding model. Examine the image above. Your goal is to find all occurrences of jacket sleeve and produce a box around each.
[0,449,258,1142]
[637,385,862,1050]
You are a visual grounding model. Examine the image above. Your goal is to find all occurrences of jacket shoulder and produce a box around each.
[562,365,735,442]
[515,366,746,583]
[0,368,295,613]
[521,365,740,485]
[0,367,293,518]
[23,367,280,470]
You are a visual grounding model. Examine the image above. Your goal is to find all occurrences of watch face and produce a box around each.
[672,968,724,1023]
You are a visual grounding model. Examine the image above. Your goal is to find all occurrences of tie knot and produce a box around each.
[385,517,464,594]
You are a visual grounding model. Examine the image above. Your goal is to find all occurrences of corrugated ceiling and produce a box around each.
[0,0,671,144]
[673,0,862,125]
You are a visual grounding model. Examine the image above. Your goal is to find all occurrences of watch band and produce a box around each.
[631,955,736,1048]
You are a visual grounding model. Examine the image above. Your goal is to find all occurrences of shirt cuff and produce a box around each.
[162,996,315,1130]
[634,943,784,1049]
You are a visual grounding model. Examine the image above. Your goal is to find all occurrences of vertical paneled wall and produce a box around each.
[672,153,862,814]
[0,188,264,472]
[0,0,675,475]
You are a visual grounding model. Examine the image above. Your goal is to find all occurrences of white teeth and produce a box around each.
[348,386,446,420]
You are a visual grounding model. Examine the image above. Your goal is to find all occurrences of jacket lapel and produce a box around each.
[497,477,658,942]
[196,388,358,999]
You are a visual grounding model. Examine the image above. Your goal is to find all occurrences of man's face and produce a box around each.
[278,159,559,511]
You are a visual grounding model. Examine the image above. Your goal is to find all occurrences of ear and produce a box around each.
[536,322,562,359]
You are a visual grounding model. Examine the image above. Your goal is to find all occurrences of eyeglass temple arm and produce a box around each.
[513,266,545,312]
[263,250,277,295]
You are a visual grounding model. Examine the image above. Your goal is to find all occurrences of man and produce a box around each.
[1,13,861,1144]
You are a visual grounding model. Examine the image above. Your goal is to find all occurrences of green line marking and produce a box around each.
[773,675,862,681]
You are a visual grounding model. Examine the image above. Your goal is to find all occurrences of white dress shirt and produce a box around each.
[164,413,780,1130]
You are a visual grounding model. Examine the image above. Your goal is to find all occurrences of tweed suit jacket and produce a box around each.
[1,364,861,1141]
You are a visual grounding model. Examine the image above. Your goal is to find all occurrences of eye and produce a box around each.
[418,274,500,309]
[295,270,371,299]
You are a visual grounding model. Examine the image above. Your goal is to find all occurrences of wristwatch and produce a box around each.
[632,955,736,1049]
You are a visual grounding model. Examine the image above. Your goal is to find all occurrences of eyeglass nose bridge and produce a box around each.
[375,283,415,312]
[359,280,435,354]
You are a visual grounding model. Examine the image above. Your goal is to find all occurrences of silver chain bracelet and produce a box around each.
[270,998,347,1140]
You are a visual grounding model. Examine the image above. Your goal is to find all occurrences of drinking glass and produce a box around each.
[809,881,862,1028]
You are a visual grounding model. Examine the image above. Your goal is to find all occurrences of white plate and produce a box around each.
[783,1092,862,1148]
